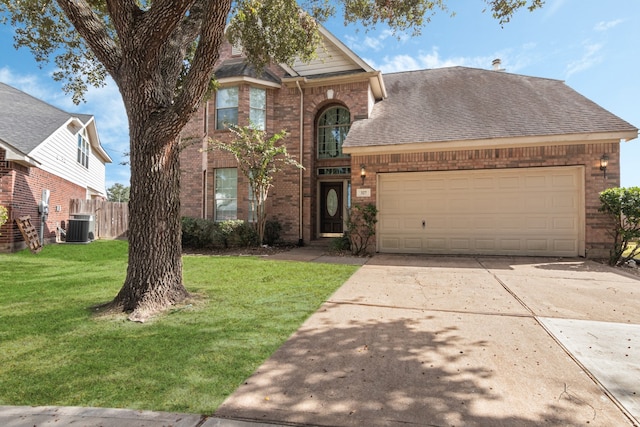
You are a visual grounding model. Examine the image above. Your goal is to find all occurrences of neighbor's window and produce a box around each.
[215,168,237,221]
[77,128,90,168]
[317,106,350,158]
[216,87,239,130]
[249,87,266,130]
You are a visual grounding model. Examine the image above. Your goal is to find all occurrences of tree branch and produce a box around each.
[135,0,195,64]
[104,0,139,49]
[172,0,232,127]
[56,0,122,75]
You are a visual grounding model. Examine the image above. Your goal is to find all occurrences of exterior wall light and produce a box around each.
[360,164,366,185]
[600,154,609,178]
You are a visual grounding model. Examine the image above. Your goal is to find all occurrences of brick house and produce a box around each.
[0,82,112,252]
[180,27,638,258]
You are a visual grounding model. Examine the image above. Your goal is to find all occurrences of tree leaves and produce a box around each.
[599,187,640,265]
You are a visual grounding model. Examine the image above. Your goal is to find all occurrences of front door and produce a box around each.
[320,182,344,236]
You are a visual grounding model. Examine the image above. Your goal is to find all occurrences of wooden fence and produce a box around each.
[69,199,129,239]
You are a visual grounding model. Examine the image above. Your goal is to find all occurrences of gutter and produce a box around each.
[296,80,304,246]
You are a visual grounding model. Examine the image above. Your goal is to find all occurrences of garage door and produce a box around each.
[378,166,584,256]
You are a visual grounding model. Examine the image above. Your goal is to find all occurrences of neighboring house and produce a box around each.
[0,82,112,252]
[180,27,638,258]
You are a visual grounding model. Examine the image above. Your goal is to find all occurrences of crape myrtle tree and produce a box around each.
[0,0,543,321]
[211,125,303,246]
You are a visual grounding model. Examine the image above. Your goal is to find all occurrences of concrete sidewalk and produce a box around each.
[0,405,281,427]
[215,255,640,426]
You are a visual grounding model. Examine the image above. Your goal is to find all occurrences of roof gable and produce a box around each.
[0,82,112,164]
[0,82,74,154]
[344,67,638,150]
[283,25,374,78]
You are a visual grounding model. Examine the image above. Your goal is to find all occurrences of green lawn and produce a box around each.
[0,240,358,414]
[624,241,639,259]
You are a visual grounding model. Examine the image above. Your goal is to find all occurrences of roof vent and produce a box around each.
[492,58,504,71]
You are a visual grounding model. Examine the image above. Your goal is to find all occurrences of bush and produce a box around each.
[182,218,265,249]
[181,217,215,248]
[263,220,283,246]
[0,205,7,235]
[214,220,258,248]
[329,233,351,253]
[599,187,640,266]
[345,203,378,256]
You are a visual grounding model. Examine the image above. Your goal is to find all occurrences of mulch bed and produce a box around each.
[181,244,297,257]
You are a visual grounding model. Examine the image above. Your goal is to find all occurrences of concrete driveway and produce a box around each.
[215,255,640,427]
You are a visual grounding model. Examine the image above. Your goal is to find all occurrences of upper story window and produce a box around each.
[216,87,239,130]
[317,106,350,159]
[249,87,266,130]
[77,128,90,168]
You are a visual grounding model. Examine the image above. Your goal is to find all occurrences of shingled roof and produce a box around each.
[0,82,92,154]
[214,59,281,84]
[344,67,637,149]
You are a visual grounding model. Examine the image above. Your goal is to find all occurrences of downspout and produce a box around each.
[296,80,304,246]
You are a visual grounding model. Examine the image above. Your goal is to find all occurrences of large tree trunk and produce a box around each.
[108,101,189,322]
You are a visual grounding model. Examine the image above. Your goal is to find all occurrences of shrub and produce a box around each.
[599,187,640,266]
[263,220,283,246]
[181,217,215,248]
[0,205,7,235]
[329,233,351,253]
[345,203,378,256]
[215,220,258,248]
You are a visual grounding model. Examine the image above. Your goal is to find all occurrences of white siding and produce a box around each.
[29,124,107,198]
[291,40,362,77]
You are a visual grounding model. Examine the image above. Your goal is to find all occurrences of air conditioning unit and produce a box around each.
[66,214,95,243]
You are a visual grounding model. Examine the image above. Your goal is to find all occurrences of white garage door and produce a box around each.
[378,166,584,256]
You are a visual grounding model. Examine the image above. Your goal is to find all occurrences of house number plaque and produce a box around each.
[356,188,371,198]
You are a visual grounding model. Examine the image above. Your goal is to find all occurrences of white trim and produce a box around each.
[344,131,638,155]
[217,76,281,89]
[317,25,374,72]
[376,166,585,257]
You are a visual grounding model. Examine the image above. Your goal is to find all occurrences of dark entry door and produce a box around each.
[320,182,343,235]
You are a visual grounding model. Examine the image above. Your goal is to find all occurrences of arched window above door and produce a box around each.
[317,106,350,159]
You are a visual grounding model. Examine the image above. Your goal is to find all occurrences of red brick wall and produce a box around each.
[0,150,87,252]
[180,40,620,255]
[184,78,372,243]
[351,141,620,258]
[180,104,208,219]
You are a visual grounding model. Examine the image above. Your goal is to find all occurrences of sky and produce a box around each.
[1,0,639,189]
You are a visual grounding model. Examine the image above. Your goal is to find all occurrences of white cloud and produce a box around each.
[544,0,568,20]
[0,67,55,101]
[594,19,623,32]
[363,36,384,51]
[344,28,408,53]
[565,42,604,77]
[364,47,503,73]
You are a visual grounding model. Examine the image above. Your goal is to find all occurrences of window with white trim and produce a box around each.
[216,87,239,130]
[317,106,350,159]
[77,128,90,168]
[214,168,237,221]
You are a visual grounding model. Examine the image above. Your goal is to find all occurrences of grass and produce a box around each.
[0,240,358,414]
[623,241,639,260]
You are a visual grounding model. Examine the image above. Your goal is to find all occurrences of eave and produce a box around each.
[282,70,386,101]
[216,76,282,89]
[343,130,639,155]
[0,140,40,167]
